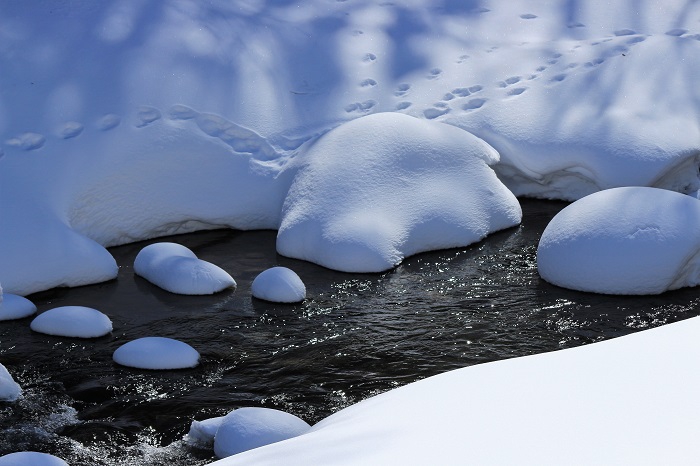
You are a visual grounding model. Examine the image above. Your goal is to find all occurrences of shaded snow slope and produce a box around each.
[212,315,700,465]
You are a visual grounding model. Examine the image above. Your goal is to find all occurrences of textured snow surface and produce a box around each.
[0,363,22,402]
[30,306,112,338]
[538,187,700,295]
[134,242,236,295]
[278,113,522,272]
[213,315,700,465]
[0,452,68,466]
[251,267,306,303]
[213,408,311,459]
[184,416,225,447]
[0,294,37,321]
[112,337,200,370]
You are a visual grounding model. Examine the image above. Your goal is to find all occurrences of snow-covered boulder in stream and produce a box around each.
[277,113,522,272]
[251,267,306,303]
[537,187,700,294]
[30,306,112,338]
[113,337,200,370]
[0,294,37,321]
[0,363,22,401]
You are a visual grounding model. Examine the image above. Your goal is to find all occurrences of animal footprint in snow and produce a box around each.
[57,121,84,140]
[345,100,377,113]
[362,53,377,62]
[97,114,121,131]
[5,132,45,151]
[396,101,412,110]
[614,29,636,36]
[424,106,450,119]
[498,76,522,88]
[427,68,442,79]
[136,106,162,128]
[394,83,410,96]
[463,98,487,110]
[520,13,537,19]
[507,87,527,96]
[550,74,567,83]
[360,78,378,88]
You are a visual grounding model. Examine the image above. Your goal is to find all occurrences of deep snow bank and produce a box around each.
[538,187,700,295]
[278,113,521,272]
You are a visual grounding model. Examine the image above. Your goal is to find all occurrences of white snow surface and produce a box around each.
[112,337,200,370]
[251,267,306,303]
[0,452,68,466]
[212,315,700,465]
[278,112,521,272]
[538,187,700,295]
[0,363,22,402]
[0,294,37,321]
[134,242,236,295]
[184,416,225,447]
[213,408,311,459]
[30,306,112,338]
[2,0,700,294]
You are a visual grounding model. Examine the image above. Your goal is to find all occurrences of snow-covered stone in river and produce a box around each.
[537,187,700,295]
[251,267,306,303]
[113,337,200,370]
[30,306,112,338]
[277,113,522,272]
[0,294,37,321]
[214,407,311,458]
[134,242,236,295]
[185,416,226,446]
[0,363,22,401]
[0,452,68,466]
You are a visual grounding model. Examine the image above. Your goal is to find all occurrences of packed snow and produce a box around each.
[0,294,37,321]
[251,267,306,303]
[134,242,236,295]
[112,337,200,370]
[213,408,311,459]
[30,306,112,338]
[0,363,21,402]
[538,187,700,295]
[277,113,521,272]
[0,452,68,466]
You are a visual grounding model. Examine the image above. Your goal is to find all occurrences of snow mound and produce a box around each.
[0,294,37,321]
[537,187,700,294]
[30,306,112,338]
[0,453,68,466]
[185,416,225,447]
[134,243,236,295]
[113,337,200,370]
[0,363,22,401]
[251,267,306,303]
[277,113,522,272]
[213,407,311,459]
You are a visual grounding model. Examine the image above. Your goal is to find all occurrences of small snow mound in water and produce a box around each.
[213,407,311,458]
[184,416,225,446]
[134,242,236,295]
[0,452,68,465]
[537,187,700,295]
[251,267,306,303]
[113,337,200,370]
[277,112,522,272]
[0,363,22,401]
[0,294,37,320]
[30,306,112,338]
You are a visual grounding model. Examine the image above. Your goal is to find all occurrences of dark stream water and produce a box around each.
[2,199,699,465]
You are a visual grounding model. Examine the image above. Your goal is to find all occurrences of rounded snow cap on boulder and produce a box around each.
[213,407,311,458]
[113,337,200,370]
[0,452,68,465]
[134,242,236,295]
[0,294,37,321]
[537,186,700,295]
[0,363,22,401]
[30,306,112,338]
[251,267,306,303]
[185,416,225,446]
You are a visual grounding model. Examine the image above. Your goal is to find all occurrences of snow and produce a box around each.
[0,452,68,466]
[112,337,200,370]
[0,363,21,402]
[211,315,700,465]
[251,267,306,303]
[184,416,225,447]
[277,113,521,272]
[30,306,112,338]
[213,408,311,459]
[0,294,37,321]
[134,242,236,295]
[538,187,700,295]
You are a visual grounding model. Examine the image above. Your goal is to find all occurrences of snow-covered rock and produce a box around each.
[251,267,306,303]
[537,187,700,295]
[184,416,226,447]
[0,294,37,321]
[278,113,522,272]
[0,452,68,466]
[113,337,200,370]
[213,407,311,459]
[0,363,22,401]
[30,306,112,338]
[134,243,236,295]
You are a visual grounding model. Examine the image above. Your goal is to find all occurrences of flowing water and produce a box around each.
[2,199,699,465]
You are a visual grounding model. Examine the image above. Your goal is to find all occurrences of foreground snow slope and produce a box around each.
[214,315,700,465]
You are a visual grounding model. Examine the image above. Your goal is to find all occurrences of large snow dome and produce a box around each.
[537,187,700,295]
